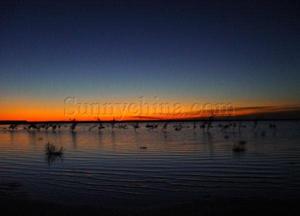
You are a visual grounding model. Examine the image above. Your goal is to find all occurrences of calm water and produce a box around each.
[1,121,300,209]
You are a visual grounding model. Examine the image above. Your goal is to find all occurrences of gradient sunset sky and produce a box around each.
[0,0,299,120]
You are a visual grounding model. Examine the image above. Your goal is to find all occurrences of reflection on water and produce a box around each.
[0,122,300,208]
[46,153,64,166]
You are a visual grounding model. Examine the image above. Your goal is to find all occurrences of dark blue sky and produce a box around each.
[0,0,299,108]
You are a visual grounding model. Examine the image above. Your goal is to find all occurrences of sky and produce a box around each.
[0,0,299,120]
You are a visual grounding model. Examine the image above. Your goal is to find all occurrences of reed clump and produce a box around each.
[45,142,64,156]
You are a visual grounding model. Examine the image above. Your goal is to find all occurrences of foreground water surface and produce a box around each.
[0,121,300,211]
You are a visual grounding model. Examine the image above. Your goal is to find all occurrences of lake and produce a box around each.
[0,121,300,215]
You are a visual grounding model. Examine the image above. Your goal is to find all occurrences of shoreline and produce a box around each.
[1,118,300,125]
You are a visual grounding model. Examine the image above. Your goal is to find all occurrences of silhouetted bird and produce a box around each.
[174,124,183,131]
[98,123,105,130]
[133,122,139,130]
[9,124,17,130]
[70,122,77,132]
[96,118,105,130]
[146,124,158,129]
[111,118,116,129]
[52,125,57,131]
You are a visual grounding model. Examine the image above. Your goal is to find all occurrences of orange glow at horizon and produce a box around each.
[1,102,299,121]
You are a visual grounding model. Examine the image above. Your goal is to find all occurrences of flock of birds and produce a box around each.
[4,120,278,153]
